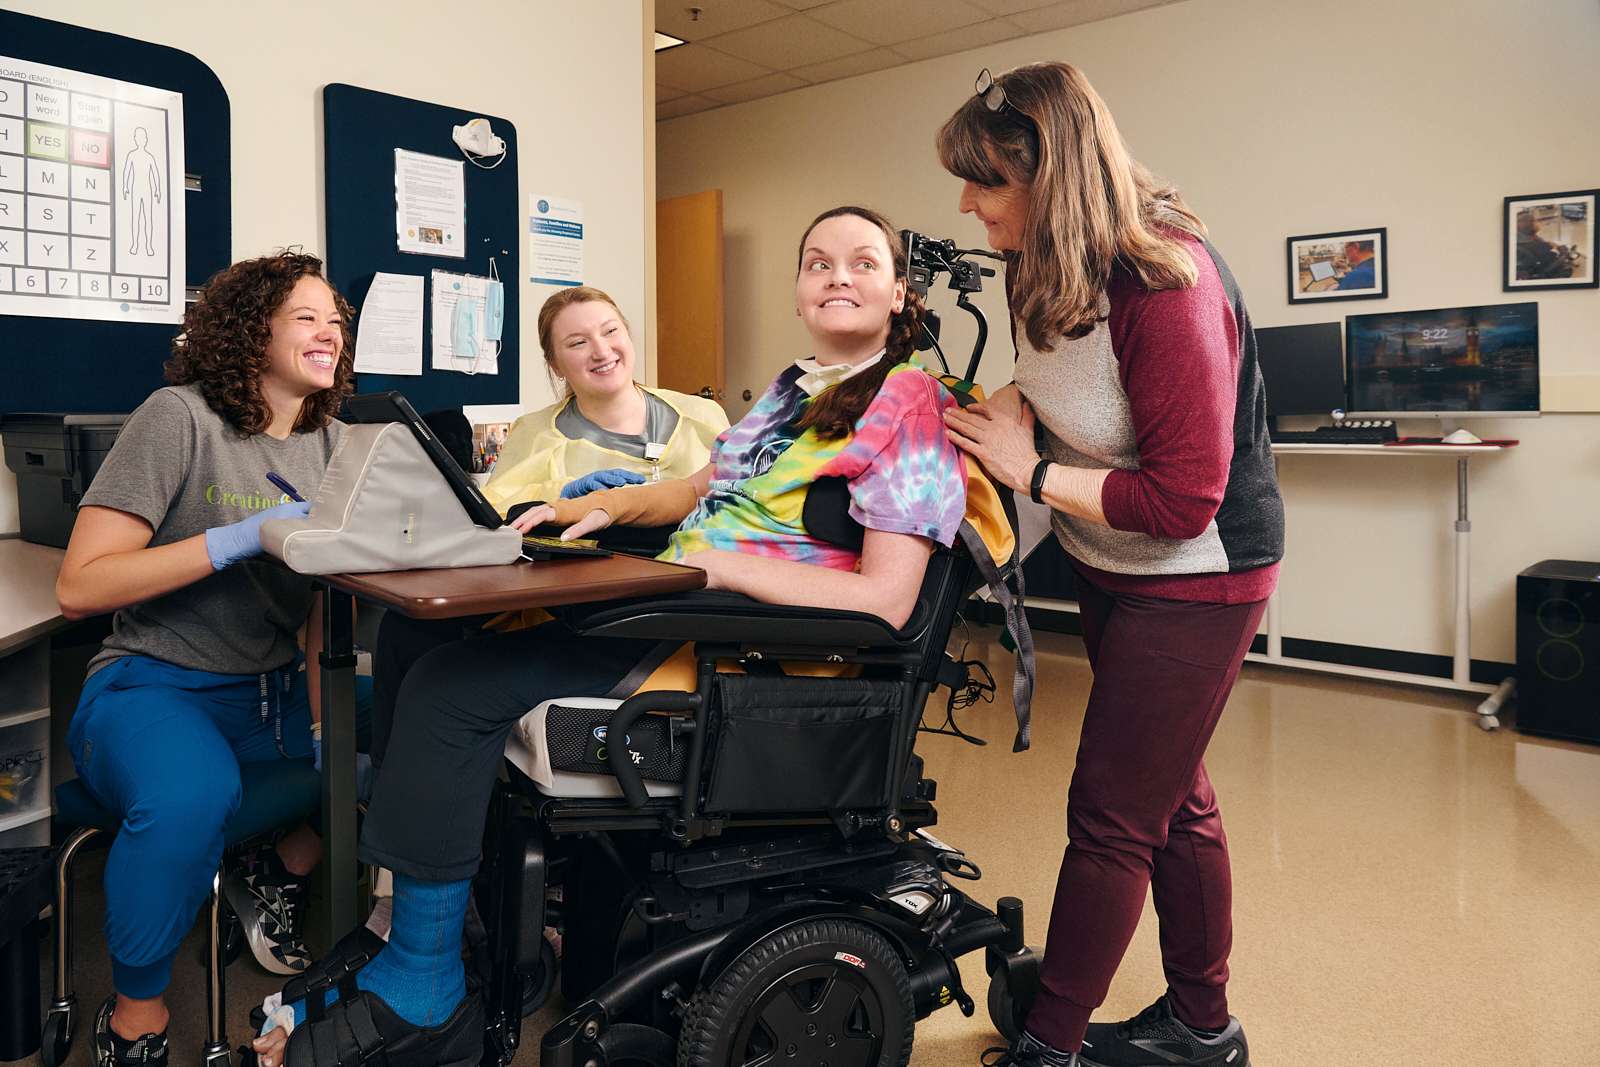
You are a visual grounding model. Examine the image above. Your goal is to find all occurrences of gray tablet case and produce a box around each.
[261,422,522,574]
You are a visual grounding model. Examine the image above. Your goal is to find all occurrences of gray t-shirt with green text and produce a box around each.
[81,384,344,676]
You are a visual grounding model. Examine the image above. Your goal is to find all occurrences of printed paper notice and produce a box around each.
[529,195,582,286]
[395,149,464,257]
[431,269,497,375]
[0,54,186,323]
[353,272,423,375]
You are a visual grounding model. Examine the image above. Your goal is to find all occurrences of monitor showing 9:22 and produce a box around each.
[1345,302,1539,415]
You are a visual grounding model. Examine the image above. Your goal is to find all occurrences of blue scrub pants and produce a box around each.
[67,654,371,999]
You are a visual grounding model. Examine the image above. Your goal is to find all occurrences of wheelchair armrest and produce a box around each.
[566,590,928,648]
[608,690,700,808]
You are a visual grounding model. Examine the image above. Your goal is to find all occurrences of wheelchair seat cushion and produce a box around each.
[506,697,685,799]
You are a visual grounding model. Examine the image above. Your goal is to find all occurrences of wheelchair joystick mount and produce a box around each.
[901,229,1003,386]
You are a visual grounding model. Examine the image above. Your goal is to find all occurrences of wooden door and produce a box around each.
[655,189,724,403]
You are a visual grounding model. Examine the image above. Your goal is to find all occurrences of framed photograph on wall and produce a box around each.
[1504,189,1597,290]
[1287,228,1388,304]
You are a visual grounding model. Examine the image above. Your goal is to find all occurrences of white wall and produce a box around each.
[656,0,1600,666]
[1,0,652,534]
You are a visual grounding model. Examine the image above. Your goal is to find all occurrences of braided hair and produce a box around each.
[792,206,927,441]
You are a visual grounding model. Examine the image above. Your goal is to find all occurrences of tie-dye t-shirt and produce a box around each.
[660,358,967,571]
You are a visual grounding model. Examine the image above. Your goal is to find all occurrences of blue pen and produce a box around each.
[265,471,304,502]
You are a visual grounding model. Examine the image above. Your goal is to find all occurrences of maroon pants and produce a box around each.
[1024,571,1268,1052]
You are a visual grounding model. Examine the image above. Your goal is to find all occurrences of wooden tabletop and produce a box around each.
[0,538,68,655]
[320,553,707,619]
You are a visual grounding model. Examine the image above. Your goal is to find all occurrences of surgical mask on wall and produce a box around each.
[452,296,481,359]
[483,259,504,345]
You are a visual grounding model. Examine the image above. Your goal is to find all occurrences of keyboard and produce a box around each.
[1272,420,1397,445]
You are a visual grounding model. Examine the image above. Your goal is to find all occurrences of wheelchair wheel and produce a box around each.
[677,919,914,1067]
[521,936,559,1017]
[987,969,1027,1043]
[40,1002,75,1067]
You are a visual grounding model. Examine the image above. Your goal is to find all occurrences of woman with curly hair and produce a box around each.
[55,251,356,1066]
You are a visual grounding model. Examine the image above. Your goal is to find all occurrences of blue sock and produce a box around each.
[290,875,469,1029]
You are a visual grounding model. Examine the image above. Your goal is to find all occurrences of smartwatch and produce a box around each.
[1029,459,1051,504]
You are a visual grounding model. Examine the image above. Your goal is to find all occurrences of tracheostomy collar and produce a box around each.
[794,348,887,397]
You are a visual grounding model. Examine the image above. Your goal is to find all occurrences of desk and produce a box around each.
[0,539,69,849]
[313,554,707,944]
[1262,443,1515,728]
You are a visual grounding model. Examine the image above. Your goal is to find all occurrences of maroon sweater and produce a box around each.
[1012,234,1282,604]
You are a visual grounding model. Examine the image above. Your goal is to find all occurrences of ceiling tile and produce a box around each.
[703,72,811,105]
[656,82,687,104]
[655,0,790,42]
[788,47,907,84]
[769,0,834,8]
[701,13,875,68]
[966,0,1065,14]
[656,44,773,93]
[657,94,721,120]
[1009,0,1179,34]
[893,17,1025,62]
[808,0,991,46]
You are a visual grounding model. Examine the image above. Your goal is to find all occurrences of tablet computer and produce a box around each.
[343,391,505,530]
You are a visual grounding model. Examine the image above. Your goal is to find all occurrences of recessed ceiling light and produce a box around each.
[655,32,686,52]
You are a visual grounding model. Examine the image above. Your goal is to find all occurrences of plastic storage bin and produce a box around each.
[0,715,50,820]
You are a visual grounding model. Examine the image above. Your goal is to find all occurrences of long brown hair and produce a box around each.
[937,61,1206,349]
[165,250,354,435]
[791,206,926,441]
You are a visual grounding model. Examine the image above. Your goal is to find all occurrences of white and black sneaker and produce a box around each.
[224,842,312,975]
[1079,996,1248,1067]
[93,996,168,1066]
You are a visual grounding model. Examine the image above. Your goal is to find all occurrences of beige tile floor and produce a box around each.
[16,629,1600,1066]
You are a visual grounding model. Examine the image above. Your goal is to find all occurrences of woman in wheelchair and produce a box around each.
[253,205,972,1067]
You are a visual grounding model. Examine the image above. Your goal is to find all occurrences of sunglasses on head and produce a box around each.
[975,68,1013,114]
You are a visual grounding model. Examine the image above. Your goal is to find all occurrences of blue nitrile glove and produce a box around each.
[560,468,646,499]
[203,500,310,571]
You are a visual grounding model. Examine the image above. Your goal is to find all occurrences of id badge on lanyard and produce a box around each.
[645,441,665,482]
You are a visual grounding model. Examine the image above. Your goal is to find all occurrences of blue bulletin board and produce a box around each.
[322,83,520,411]
[0,9,231,414]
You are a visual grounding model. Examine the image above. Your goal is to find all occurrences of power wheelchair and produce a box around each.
[473,476,1042,1067]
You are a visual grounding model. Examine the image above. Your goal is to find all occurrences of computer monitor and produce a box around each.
[1254,322,1346,418]
[1345,302,1539,418]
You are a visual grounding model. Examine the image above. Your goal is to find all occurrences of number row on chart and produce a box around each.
[0,267,167,301]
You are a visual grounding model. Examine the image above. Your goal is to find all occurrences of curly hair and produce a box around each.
[165,250,356,435]
[791,206,926,441]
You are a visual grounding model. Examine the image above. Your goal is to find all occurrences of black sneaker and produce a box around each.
[93,997,169,1066]
[282,985,485,1067]
[982,1030,1081,1067]
[1079,996,1248,1067]
[225,842,312,975]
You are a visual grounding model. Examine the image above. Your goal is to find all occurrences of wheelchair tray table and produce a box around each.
[322,553,706,617]
[311,555,705,949]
